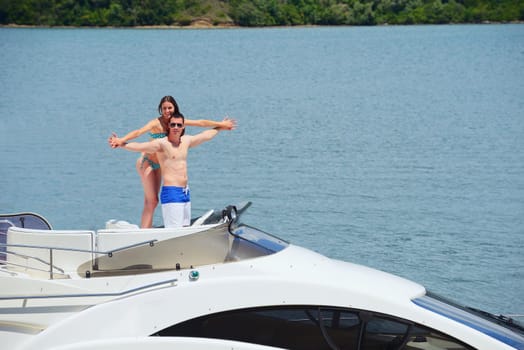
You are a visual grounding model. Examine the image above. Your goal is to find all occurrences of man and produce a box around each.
[113,113,231,228]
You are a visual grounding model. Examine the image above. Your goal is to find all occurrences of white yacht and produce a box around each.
[1,203,523,350]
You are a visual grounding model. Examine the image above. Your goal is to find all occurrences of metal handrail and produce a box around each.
[0,239,158,279]
[0,277,178,300]
[0,239,157,256]
[2,250,65,274]
[0,267,17,276]
[0,258,67,276]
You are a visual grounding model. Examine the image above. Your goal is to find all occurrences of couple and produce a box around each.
[109,96,235,228]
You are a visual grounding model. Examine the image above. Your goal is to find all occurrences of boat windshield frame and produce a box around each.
[412,291,524,349]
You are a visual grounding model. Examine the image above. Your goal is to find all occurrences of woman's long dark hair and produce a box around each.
[158,95,180,115]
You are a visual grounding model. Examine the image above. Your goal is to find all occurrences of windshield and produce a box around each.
[230,224,289,253]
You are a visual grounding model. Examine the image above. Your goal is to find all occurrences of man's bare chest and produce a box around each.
[162,142,188,161]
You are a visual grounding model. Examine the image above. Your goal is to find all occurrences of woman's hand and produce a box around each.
[221,116,237,130]
[108,132,123,148]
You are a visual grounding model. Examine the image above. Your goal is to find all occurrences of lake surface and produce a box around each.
[1,24,523,317]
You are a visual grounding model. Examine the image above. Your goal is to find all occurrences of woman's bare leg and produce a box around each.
[136,157,162,228]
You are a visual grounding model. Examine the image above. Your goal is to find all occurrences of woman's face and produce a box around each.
[161,101,175,118]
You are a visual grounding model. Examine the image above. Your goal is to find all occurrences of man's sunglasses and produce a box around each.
[169,123,184,128]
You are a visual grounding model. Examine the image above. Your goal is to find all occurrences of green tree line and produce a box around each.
[1,0,523,27]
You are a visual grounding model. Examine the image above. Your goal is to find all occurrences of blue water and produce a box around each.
[1,25,523,317]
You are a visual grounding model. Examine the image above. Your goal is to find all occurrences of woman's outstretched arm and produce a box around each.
[185,117,237,130]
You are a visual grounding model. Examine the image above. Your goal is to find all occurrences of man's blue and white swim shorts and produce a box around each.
[160,186,191,228]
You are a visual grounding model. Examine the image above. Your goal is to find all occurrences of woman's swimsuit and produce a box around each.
[149,132,167,139]
[140,132,167,170]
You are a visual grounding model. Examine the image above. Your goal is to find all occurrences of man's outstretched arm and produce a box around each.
[120,139,162,153]
[188,127,230,148]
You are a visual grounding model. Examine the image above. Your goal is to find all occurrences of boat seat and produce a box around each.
[94,224,227,272]
[95,225,219,253]
[5,226,95,278]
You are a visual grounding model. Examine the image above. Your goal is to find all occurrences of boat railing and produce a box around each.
[0,219,14,263]
[0,239,158,279]
[0,276,178,301]
[2,249,66,273]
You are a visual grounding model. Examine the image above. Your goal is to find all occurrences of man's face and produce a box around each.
[169,118,184,135]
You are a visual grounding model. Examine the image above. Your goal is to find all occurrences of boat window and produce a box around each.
[404,325,474,350]
[362,316,409,349]
[319,309,361,349]
[152,305,474,350]
[363,316,474,350]
[154,307,330,349]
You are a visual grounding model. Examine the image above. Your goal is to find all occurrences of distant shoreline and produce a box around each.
[0,23,239,29]
[1,21,523,29]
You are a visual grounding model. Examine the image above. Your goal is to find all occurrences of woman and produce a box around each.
[109,96,236,228]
